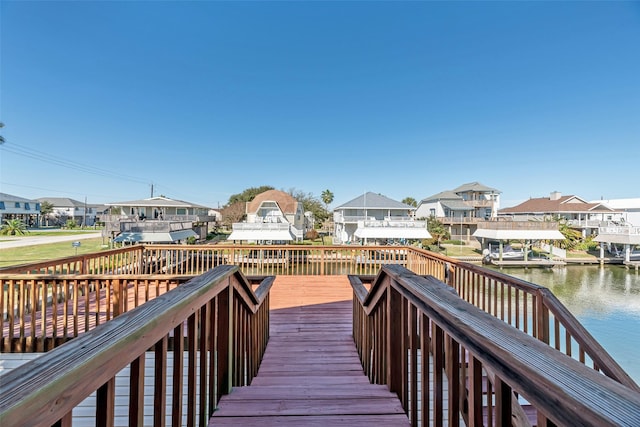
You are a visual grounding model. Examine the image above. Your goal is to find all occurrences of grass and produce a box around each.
[0,238,107,268]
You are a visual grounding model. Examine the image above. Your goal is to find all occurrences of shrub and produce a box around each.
[305,229,319,240]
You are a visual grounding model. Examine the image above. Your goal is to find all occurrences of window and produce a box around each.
[25,203,31,210]
[177,208,187,215]
[35,203,40,210]
[15,202,21,208]
[0,202,5,209]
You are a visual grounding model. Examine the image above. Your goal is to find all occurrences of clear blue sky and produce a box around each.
[1,1,639,209]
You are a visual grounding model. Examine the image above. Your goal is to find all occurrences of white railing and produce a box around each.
[361,219,426,228]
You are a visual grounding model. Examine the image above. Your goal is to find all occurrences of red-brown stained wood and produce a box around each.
[209,275,410,426]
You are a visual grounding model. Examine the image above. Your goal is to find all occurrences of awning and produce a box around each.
[354,227,432,240]
[227,229,295,241]
[593,234,640,245]
[114,229,198,243]
[472,229,565,240]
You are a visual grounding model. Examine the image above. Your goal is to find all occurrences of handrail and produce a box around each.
[0,265,274,427]
[2,244,636,391]
[350,265,640,426]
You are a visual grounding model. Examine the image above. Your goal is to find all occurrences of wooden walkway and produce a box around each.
[209,275,410,426]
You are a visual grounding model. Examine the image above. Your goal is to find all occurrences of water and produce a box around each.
[489,264,640,386]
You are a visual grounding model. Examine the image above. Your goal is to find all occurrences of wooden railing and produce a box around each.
[349,265,640,426]
[0,265,273,427]
[2,244,637,391]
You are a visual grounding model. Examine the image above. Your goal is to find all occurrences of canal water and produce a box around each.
[489,264,640,386]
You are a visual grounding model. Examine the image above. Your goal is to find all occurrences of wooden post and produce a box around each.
[387,283,403,397]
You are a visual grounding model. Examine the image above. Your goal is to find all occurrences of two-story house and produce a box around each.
[227,189,309,243]
[415,182,501,241]
[103,196,215,244]
[37,197,99,227]
[415,182,501,221]
[0,193,40,227]
[333,192,430,244]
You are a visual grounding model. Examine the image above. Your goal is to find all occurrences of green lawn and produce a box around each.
[0,238,107,268]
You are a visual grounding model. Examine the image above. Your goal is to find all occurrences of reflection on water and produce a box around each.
[490,265,640,385]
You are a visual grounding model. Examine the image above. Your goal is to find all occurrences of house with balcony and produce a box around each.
[498,191,621,237]
[0,193,40,227]
[414,182,501,242]
[227,189,309,243]
[590,197,640,227]
[102,196,215,244]
[333,192,430,244]
[415,182,501,221]
[36,197,99,227]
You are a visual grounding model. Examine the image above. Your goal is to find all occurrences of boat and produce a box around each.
[482,243,526,263]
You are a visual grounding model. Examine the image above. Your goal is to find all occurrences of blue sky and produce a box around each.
[1,1,639,209]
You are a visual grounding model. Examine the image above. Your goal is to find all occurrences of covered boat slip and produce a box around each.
[473,221,566,267]
[594,225,640,266]
[354,219,432,244]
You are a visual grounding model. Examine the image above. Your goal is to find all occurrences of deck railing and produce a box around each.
[0,265,273,427]
[349,265,640,426]
[2,244,637,390]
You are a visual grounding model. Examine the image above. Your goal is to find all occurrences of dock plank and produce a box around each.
[210,275,410,426]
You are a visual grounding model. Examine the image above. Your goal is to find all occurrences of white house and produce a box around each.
[227,189,310,243]
[415,182,501,221]
[103,196,215,244]
[333,192,430,244]
[0,193,40,227]
[37,197,99,227]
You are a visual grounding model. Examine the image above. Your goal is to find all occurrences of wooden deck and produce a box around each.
[209,275,410,426]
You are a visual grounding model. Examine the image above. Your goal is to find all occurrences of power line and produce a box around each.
[1,141,149,185]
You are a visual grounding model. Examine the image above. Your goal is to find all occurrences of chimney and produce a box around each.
[550,191,562,201]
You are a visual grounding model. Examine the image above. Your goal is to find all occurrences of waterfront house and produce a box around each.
[415,182,501,221]
[227,189,310,243]
[333,192,429,244]
[414,182,501,242]
[103,196,215,244]
[36,197,99,227]
[499,191,621,237]
[0,193,40,227]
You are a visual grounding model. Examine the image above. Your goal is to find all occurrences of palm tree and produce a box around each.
[321,189,334,212]
[40,201,54,226]
[0,219,28,236]
[427,215,450,248]
[402,197,417,207]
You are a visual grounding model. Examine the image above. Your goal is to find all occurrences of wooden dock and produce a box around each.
[209,275,410,426]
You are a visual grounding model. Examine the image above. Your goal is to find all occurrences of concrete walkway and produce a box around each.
[0,232,102,249]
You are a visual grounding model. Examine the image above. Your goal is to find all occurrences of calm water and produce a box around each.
[489,264,640,385]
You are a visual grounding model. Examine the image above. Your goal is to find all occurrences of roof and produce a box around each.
[419,191,463,204]
[499,195,617,214]
[247,190,299,215]
[335,192,412,210]
[37,197,86,207]
[113,229,198,243]
[105,196,209,209]
[440,200,475,212]
[0,193,38,203]
[592,198,640,210]
[451,182,501,194]
[473,228,565,240]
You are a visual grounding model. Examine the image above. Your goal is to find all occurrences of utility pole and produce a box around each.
[150,183,154,198]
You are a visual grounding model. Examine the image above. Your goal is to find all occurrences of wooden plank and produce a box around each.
[210,275,410,426]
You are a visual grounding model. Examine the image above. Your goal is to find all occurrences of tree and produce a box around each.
[555,217,583,251]
[402,197,417,207]
[220,201,246,229]
[427,215,449,247]
[287,188,328,226]
[321,189,334,211]
[40,201,54,226]
[0,219,28,236]
[227,186,274,205]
